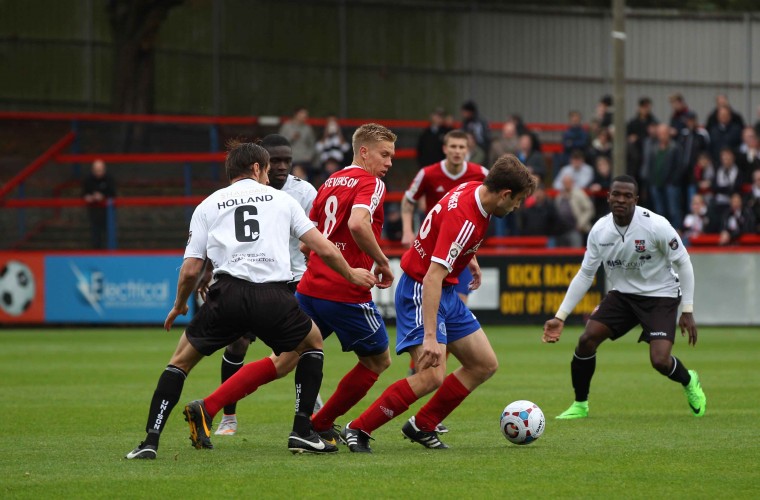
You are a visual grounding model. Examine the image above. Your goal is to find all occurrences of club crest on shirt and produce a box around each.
[669,237,679,250]
[448,242,463,260]
[634,239,646,253]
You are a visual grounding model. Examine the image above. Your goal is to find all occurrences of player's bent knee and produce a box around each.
[650,355,671,375]
[271,351,299,378]
[359,350,392,374]
[225,337,250,357]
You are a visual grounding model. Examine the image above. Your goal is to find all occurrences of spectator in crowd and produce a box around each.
[465,131,486,166]
[587,126,612,166]
[745,169,760,234]
[595,95,614,130]
[460,100,491,154]
[682,193,710,244]
[737,126,760,183]
[416,107,452,168]
[553,149,595,190]
[82,158,116,249]
[708,106,743,165]
[647,123,684,229]
[669,93,691,136]
[279,106,316,177]
[315,114,350,172]
[693,152,716,203]
[637,120,661,208]
[718,193,754,245]
[677,111,710,214]
[561,110,589,165]
[516,133,546,181]
[626,97,658,177]
[510,113,541,152]
[709,147,743,232]
[754,105,760,139]
[589,156,612,220]
[519,183,559,240]
[554,175,594,248]
[705,94,745,132]
[489,120,519,167]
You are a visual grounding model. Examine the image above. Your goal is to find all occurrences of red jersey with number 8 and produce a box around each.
[297,166,385,303]
[400,181,490,286]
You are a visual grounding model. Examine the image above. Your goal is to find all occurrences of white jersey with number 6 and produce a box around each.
[184,178,314,283]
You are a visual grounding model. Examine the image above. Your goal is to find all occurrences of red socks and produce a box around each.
[414,373,471,432]
[312,362,379,432]
[351,378,418,434]
[204,357,277,418]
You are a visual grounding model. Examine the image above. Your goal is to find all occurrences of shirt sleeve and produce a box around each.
[557,225,602,318]
[184,203,209,260]
[404,168,426,203]
[354,177,386,222]
[289,196,316,240]
[430,212,476,273]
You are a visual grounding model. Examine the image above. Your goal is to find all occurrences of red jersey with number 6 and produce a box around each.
[401,181,490,286]
[297,165,385,303]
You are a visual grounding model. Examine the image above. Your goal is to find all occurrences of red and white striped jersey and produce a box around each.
[400,181,490,285]
[298,166,385,303]
[404,161,488,209]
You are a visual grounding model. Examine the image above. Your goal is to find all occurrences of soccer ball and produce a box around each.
[0,260,36,316]
[500,400,545,445]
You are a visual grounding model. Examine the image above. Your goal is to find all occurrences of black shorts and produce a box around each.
[240,280,300,343]
[186,275,312,356]
[589,290,680,343]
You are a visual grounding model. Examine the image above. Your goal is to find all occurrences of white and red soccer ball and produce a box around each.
[500,400,545,445]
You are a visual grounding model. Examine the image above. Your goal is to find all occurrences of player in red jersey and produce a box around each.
[341,154,537,452]
[402,129,489,264]
[401,129,488,411]
[296,123,396,444]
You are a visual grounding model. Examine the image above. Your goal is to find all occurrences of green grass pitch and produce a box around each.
[2,326,758,498]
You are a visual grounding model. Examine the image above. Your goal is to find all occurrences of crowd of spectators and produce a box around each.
[235,95,760,248]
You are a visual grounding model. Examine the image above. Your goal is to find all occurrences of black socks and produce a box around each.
[143,364,187,447]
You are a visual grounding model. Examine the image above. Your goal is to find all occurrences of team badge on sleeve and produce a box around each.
[634,239,646,253]
[448,242,463,260]
[186,230,192,246]
[669,237,679,250]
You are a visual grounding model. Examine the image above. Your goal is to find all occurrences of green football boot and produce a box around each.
[555,401,589,420]
[683,370,706,417]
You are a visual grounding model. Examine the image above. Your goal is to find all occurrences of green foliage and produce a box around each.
[1,326,757,498]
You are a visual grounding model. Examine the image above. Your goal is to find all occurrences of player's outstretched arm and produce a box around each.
[300,227,375,288]
[542,317,565,343]
[165,257,205,331]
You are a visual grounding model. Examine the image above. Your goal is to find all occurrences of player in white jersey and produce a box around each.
[542,175,707,420]
[213,134,318,437]
[125,141,374,460]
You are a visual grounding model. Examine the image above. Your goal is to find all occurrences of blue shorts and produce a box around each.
[394,272,481,355]
[454,267,474,296]
[295,292,389,357]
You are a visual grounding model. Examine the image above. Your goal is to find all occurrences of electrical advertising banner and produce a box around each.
[44,254,190,324]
